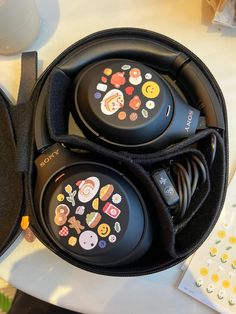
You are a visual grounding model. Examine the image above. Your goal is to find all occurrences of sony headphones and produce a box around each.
[33,28,225,268]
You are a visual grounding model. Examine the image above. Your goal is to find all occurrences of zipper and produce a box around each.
[29,28,228,276]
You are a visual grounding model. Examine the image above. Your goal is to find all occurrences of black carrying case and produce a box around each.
[0,28,228,276]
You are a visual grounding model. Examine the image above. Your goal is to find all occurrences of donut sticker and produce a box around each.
[103,202,121,219]
[129,68,142,85]
[101,89,124,115]
[79,231,98,250]
[99,184,114,201]
[129,96,141,110]
[97,223,111,237]
[111,72,126,88]
[86,212,102,228]
[76,177,100,203]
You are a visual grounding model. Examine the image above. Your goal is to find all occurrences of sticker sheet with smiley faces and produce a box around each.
[179,173,236,313]
[47,171,128,255]
[93,61,162,125]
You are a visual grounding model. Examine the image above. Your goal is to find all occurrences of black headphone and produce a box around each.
[33,28,224,268]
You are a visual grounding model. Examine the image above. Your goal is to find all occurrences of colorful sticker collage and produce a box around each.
[94,63,160,122]
[53,176,123,251]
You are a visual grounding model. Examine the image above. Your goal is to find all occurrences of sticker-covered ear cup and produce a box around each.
[34,144,152,267]
[70,58,200,151]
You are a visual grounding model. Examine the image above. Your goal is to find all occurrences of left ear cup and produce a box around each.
[34,143,152,266]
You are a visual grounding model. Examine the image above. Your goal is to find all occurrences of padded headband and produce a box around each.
[34,28,225,151]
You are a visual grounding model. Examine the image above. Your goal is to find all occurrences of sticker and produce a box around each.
[92,198,99,210]
[68,216,85,234]
[229,296,236,305]
[54,214,67,226]
[129,95,141,110]
[217,230,226,239]
[68,236,77,246]
[59,226,69,237]
[118,111,126,120]
[121,64,131,70]
[79,231,98,250]
[146,100,155,109]
[114,222,121,233]
[206,283,215,293]
[97,223,111,238]
[86,212,102,228]
[112,193,122,204]
[222,279,230,288]
[108,234,117,243]
[76,176,100,203]
[99,184,114,201]
[101,76,107,83]
[199,267,208,276]
[125,86,134,96]
[111,72,126,88]
[231,260,236,269]
[220,253,229,263]
[65,185,77,206]
[98,240,107,248]
[97,83,108,92]
[142,81,160,98]
[57,194,64,202]
[141,109,148,118]
[75,206,85,215]
[217,289,225,299]
[94,92,102,99]
[145,73,152,80]
[24,227,36,243]
[211,273,219,282]
[21,216,29,230]
[195,278,203,287]
[209,247,218,257]
[101,89,124,115]
[129,112,138,121]
[129,68,142,85]
[229,236,236,244]
[104,68,112,76]
[103,202,121,219]
[55,204,70,216]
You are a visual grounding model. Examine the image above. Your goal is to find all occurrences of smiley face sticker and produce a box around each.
[97,223,111,237]
[142,81,160,99]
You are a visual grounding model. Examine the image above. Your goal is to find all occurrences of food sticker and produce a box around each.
[111,72,126,88]
[96,83,108,92]
[129,95,141,110]
[59,226,69,237]
[55,204,70,216]
[141,109,148,118]
[142,81,160,98]
[97,223,111,237]
[76,177,100,203]
[129,112,138,121]
[68,216,85,234]
[99,184,114,201]
[101,76,107,83]
[129,68,142,85]
[125,86,134,96]
[114,221,121,233]
[121,64,131,70]
[112,193,122,204]
[68,236,77,246]
[92,198,99,210]
[104,68,112,76]
[75,205,85,215]
[103,202,121,219]
[118,111,126,120]
[86,212,102,228]
[79,230,98,250]
[100,89,124,115]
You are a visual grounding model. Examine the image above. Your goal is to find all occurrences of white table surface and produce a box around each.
[1,0,236,313]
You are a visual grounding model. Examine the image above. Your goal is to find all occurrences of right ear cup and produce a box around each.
[34,143,152,266]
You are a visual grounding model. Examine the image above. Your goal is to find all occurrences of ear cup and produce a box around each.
[34,143,152,266]
[71,58,200,151]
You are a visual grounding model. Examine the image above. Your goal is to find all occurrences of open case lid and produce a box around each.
[0,52,37,256]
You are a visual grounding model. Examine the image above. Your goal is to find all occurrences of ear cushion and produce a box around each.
[0,91,23,253]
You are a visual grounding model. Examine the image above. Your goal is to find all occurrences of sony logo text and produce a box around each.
[185,110,193,132]
[40,149,59,167]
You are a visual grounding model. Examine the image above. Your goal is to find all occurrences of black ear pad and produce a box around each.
[71,58,200,151]
[34,143,152,266]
